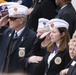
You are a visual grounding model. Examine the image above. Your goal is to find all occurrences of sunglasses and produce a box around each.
[8,17,21,21]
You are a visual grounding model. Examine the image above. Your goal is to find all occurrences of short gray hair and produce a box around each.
[18,14,27,23]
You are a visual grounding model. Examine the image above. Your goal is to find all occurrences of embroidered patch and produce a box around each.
[50,23,54,28]
[19,47,25,57]
[54,57,62,65]
[14,8,18,12]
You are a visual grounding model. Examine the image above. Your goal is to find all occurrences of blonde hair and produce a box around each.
[68,30,76,48]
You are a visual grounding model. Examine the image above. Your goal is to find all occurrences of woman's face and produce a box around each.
[50,28,63,44]
[69,46,76,59]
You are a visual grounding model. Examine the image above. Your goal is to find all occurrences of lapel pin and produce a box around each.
[21,37,24,41]
[9,33,12,37]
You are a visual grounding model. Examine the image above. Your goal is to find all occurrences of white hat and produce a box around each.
[48,18,69,30]
[8,5,28,16]
[38,18,49,29]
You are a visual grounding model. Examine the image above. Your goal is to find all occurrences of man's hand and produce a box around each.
[60,68,69,75]
[28,56,43,63]
[0,15,8,27]
[28,8,34,15]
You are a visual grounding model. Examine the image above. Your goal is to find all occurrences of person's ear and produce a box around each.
[61,32,65,37]
[20,18,24,24]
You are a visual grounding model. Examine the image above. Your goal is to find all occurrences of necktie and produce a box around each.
[14,32,18,39]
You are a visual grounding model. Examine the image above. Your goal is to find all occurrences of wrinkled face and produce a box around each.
[69,46,76,59]
[8,15,24,31]
[50,28,63,44]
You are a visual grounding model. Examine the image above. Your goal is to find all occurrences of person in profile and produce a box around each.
[0,4,36,73]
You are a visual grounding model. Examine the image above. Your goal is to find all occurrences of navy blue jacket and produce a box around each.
[0,26,36,73]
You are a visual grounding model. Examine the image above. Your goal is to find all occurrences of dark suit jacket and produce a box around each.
[27,0,57,32]
[35,49,71,75]
[22,0,33,8]
[0,26,36,73]
[56,3,76,37]
[67,56,76,75]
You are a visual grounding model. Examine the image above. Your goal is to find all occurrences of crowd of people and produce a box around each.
[0,0,76,75]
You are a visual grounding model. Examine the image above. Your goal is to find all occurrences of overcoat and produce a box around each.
[0,26,36,73]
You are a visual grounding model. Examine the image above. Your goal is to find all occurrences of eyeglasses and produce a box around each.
[8,17,21,21]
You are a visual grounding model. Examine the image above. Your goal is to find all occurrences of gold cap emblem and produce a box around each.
[14,8,18,12]
[50,23,54,28]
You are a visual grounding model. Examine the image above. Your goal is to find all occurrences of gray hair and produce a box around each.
[18,14,27,24]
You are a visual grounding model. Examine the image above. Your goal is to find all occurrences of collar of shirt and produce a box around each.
[61,4,67,10]
[47,45,58,68]
[15,27,25,37]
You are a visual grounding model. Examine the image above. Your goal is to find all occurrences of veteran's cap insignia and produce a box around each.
[50,23,54,28]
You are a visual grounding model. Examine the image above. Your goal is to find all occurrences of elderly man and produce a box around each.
[0,4,36,73]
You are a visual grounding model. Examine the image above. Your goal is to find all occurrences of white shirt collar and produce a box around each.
[61,4,67,10]
[15,27,25,37]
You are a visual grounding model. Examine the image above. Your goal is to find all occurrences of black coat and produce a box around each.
[56,3,76,37]
[34,49,71,75]
[67,56,76,75]
[25,37,47,75]
[27,0,57,32]
[25,38,71,75]
[0,26,36,73]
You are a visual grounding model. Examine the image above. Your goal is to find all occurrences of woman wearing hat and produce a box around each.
[38,18,71,75]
